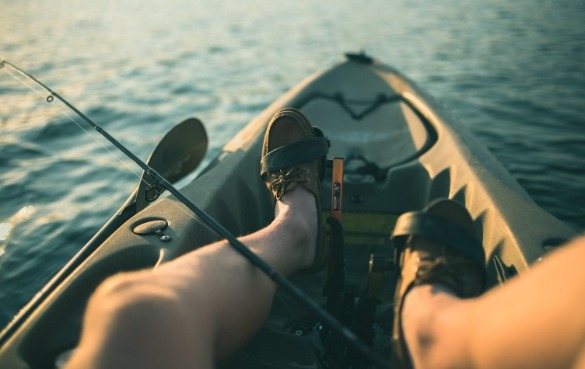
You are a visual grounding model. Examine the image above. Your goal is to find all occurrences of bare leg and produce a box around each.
[402,236,585,369]
[65,186,317,369]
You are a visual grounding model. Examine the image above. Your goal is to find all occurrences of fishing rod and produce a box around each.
[0,59,392,369]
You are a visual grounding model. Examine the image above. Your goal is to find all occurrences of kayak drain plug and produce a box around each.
[132,219,171,242]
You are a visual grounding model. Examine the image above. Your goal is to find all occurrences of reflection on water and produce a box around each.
[0,0,584,328]
[0,206,35,244]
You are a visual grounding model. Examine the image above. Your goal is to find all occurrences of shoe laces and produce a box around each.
[414,255,470,296]
[267,167,310,200]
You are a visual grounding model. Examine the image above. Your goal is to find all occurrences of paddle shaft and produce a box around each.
[1,60,391,369]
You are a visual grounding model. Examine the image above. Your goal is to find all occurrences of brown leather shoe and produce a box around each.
[260,108,330,273]
[390,199,486,368]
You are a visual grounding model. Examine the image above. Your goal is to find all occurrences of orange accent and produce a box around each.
[330,157,344,221]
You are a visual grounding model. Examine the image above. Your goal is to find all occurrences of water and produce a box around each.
[0,0,584,329]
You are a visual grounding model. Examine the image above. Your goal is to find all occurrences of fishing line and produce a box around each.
[2,59,243,265]
[0,60,143,181]
[0,59,391,369]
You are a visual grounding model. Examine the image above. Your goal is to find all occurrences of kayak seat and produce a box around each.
[301,95,433,177]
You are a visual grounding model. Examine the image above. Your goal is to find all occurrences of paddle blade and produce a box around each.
[136,117,208,210]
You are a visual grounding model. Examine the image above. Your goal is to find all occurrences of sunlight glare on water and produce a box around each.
[0,206,35,254]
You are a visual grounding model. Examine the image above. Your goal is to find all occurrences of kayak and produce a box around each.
[0,52,577,368]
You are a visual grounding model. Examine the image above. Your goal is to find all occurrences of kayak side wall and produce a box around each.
[374,63,577,267]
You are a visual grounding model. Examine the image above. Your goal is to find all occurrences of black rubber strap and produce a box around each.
[260,136,329,177]
[391,212,484,264]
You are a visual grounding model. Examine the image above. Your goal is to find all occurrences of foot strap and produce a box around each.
[260,128,329,179]
[392,211,484,265]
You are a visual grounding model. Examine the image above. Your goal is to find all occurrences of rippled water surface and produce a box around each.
[1,0,584,328]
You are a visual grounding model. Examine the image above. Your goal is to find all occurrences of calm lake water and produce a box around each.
[0,0,584,328]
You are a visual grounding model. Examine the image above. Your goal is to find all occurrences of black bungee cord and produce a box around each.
[0,59,391,369]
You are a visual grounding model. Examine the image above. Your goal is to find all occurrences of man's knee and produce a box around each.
[86,272,188,332]
[72,273,210,368]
